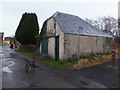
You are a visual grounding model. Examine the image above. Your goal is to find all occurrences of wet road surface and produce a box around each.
[2,45,76,88]
[0,46,2,89]
[2,45,109,88]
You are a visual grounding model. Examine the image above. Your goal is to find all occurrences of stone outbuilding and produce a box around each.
[39,12,113,61]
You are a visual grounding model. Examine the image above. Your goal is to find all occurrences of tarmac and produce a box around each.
[74,60,119,88]
[33,56,120,88]
[2,45,120,88]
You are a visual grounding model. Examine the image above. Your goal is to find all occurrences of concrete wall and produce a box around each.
[64,34,112,60]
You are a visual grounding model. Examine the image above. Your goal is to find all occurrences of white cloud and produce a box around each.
[119,1,120,18]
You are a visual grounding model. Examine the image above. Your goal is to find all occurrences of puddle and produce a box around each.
[2,61,14,73]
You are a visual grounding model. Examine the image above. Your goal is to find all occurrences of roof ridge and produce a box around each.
[51,11,60,18]
[52,11,79,18]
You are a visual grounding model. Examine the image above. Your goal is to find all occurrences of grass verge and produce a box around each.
[15,50,37,58]
[15,49,119,69]
[15,49,77,70]
[39,60,77,70]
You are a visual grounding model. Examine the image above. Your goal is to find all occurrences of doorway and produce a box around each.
[55,36,59,60]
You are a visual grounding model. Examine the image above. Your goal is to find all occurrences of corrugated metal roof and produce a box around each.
[52,11,113,37]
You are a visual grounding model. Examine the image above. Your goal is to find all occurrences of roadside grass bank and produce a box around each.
[40,59,77,70]
[15,50,37,58]
[73,47,120,69]
[15,49,119,70]
[74,54,119,69]
[15,49,77,70]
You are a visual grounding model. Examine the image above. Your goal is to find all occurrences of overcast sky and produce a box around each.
[0,0,119,37]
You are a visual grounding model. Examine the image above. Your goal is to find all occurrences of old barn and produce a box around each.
[39,12,113,61]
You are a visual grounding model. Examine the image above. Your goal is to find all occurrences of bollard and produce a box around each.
[111,49,116,66]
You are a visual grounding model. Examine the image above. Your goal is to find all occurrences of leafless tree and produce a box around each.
[118,18,120,37]
[85,16,119,37]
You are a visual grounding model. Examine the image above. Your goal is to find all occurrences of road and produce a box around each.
[2,45,77,88]
[0,46,2,89]
[1,45,108,88]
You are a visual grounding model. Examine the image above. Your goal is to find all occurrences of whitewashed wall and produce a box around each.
[40,18,64,60]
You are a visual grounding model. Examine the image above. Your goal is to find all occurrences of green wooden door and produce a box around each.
[41,38,48,55]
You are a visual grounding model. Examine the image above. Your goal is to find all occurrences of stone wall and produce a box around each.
[40,18,64,60]
[64,34,113,60]
[64,34,77,60]
[48,37,55,58]
[46,18,65,60]
[40,17,113,61]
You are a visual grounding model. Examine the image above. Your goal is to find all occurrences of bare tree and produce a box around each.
[85,16,118,37]
[118,18,120,37]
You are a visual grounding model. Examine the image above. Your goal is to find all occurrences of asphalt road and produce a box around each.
[0,46,2,90]
[1,45,109,88]
[2,45,76,88]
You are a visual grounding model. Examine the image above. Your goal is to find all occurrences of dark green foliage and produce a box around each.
[15,12,39,45]
[35,34,41,47]
[35,19,48,47]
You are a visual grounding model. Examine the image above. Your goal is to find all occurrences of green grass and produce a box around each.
[39,59,77,70]
[15,50,77,70]
[0,44,4,46]
[15,50,37,58]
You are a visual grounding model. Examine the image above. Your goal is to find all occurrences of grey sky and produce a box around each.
[0,0,118,37]
[118,1,120,18]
